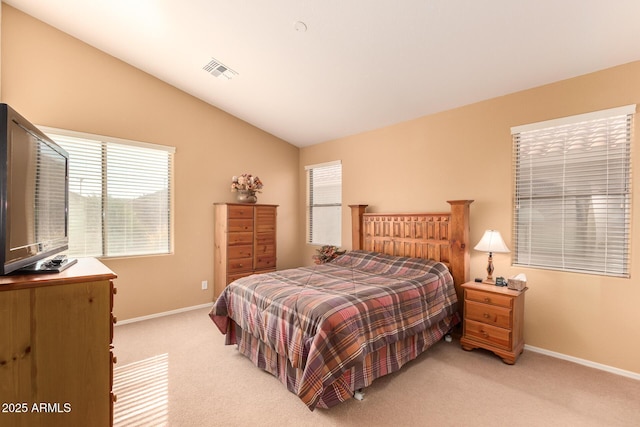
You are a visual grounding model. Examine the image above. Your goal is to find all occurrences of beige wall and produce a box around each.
[0,5,301,320]
[300,61,640,375]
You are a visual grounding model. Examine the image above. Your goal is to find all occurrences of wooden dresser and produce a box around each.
[0,258,117,427]
[460,281,526,364]
[214,203,277,297]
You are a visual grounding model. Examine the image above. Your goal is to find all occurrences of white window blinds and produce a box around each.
[511,105,634,277]
[306,161,342,246]
[39,127,175,258]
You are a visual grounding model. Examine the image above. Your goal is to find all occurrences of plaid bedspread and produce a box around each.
[209,250,459,410]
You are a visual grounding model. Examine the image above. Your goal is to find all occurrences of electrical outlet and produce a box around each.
[201,280,208,290]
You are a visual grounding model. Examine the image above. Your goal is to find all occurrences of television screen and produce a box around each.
[1,104,71,275]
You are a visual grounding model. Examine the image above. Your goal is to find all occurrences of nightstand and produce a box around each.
[460,281,527,364]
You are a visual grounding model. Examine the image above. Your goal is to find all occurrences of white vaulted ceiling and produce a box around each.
[5,0,640,147]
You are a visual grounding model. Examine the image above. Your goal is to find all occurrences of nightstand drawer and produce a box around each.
[465,300,512,329]
[465,288,513,308]
[464,319,512,350]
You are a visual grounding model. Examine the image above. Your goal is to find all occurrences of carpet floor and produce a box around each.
[112,307,640,426]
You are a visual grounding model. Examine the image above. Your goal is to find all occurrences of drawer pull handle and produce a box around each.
[484,297,491,303]
[483,313,490,318]
[480,329,489,338]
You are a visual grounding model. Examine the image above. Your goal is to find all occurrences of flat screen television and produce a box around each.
[0,103,75,275]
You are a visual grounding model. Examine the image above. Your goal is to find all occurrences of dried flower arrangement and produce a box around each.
[231,174,263,193]
[312,245,346,264]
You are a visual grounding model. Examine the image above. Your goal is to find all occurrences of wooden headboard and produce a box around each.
[349,200,473,307]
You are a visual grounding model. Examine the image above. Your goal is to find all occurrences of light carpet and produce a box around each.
[112,307,640,427]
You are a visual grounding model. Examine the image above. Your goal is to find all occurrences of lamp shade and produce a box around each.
[474,230,510,253]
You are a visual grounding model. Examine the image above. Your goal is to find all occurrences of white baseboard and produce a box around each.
[525,344,640,381]
[115,303,214,326]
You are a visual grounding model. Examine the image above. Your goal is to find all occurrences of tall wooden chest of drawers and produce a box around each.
[214,203,277,297]
[460,281,527,364]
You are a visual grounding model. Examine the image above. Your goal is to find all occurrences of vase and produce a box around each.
[236,190,257,204]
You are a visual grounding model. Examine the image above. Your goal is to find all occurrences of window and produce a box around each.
[40,127,175,258]
[306,161,342,246]
[511,105,634,277]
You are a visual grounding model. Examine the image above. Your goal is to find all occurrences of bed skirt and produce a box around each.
[232,313,459,409]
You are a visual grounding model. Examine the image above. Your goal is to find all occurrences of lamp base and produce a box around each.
[485,252,494,283]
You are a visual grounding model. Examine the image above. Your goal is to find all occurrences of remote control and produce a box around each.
[50,255,67,265]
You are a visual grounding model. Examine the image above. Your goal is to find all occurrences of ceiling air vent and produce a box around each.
[203,58,238,80]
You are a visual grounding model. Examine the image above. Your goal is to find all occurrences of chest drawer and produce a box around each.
[227,271,254,284]
[255,233,275,244]
[255,243,275,256]
[227,245,253,260]
[228,257,253,272]
[255,255,276,269]
[228,219,253,232]
[228,232,253,245]
[465,288,513,308]
[465,300,512,329]
[228,205,254,219]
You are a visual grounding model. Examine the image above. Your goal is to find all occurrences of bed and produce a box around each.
[209,200,473,410]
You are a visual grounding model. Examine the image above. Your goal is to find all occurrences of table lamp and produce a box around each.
[474,230,510,283]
